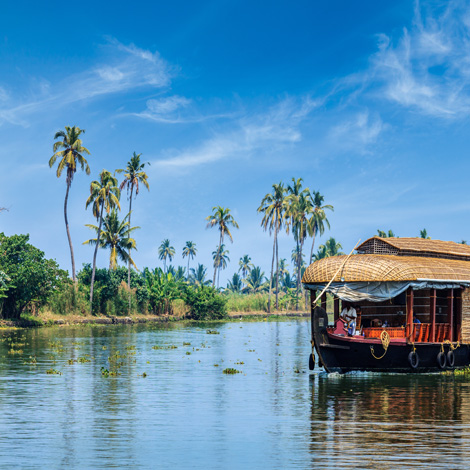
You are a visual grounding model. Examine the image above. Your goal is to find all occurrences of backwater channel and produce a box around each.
[0,319,469,469]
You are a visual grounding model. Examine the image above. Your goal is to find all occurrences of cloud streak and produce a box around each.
[369,0,470,118]
[153,96,320,168]
[0,39,173,127]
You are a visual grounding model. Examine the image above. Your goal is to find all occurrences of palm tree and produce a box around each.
[206,206,239,285]
[212,244,230,289]
[116,152,150,289]
[83,209,139,270]
[49,126,91,282]
[238,255,254,280]
[244,266,267,293]
[307,190,333,264]
[377,229,396,238]
[420,229,431,239]
[461,240,468,245]
[258,182,288,312]
[227,273,243,293]
[85,169,120,314]
[189,264,211,286]
[158,239,175,272]
[286,181,312,308]
[182,241,197,279]
[315,237,344,260]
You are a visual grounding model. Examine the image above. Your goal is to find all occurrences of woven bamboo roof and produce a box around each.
[357,237,470,260]
[302,254,470,284]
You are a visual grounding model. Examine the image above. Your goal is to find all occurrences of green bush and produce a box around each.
[45,282,89,316]
[183,285,227,320]
[0,233,68,319]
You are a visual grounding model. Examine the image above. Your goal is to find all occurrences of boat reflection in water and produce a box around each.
[308,372,470,469]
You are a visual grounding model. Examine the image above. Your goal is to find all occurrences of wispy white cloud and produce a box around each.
[0,38,172,127]
[328,111,385,153]
[369,0,470,118]
[153,96,320,167]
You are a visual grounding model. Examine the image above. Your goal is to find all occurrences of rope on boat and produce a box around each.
[370,330,390,360]
[443,339,460,351]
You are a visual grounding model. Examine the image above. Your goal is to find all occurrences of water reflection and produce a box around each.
[309,373,470,469]
[0,321,469,469]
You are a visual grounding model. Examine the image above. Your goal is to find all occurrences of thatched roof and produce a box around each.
[302,254,470,284]
[356,237,470,261]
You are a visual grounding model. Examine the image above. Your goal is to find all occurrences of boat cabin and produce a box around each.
[302,237,470,345]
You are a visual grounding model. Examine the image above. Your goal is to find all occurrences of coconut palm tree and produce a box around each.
[258,182,288,312]
[83,209,139,270]
[158,239,175,272]
[315,237,344,260]
[238,255,254,280]
[49,126,91,282]
[189,264,211,286]
[116,152,150,289]
[377,229,396,238]
[182,241,197,279]
[420,229,431,239]
[286,183,312,308]
[206,206,239,285]
[212,244,230,289]
[85,169,120,314]
[227,273,243,293]
[307,190,333,264]
[244,266,267,294]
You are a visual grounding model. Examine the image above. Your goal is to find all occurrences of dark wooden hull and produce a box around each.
[311,307,470,373]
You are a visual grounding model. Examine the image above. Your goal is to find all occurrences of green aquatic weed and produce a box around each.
[223,368,241,374]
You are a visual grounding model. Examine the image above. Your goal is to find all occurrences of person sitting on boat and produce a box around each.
[413,315,421,324]
[340,303,357,336]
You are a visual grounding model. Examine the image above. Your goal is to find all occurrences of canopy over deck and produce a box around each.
[302,254,470,302]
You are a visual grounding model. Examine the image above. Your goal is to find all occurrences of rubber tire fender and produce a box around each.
[447,350,455,368]
[437,351,446,369]
[408,351,419,369]
[309,353,315,371]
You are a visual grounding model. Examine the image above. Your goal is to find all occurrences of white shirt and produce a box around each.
[340,307,357,321]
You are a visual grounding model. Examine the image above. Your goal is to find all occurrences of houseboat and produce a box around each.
[302,237,470,373]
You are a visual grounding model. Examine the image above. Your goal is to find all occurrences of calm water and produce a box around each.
[0,319,469,469]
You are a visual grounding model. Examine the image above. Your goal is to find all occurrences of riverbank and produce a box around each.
[0,310,309,328]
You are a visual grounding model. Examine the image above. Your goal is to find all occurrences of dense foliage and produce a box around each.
[0,233,68,319]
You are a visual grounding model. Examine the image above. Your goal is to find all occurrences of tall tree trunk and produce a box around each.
[90,204,105,315]
[64,180,76,283]
[127,186,134,313]
[187,257,190,281]
[268,228,276,313]
[275,226,279,309]
[213,232,223,286]
[309,228,317,264]
[295,237,300,311]
[299,238,305,311]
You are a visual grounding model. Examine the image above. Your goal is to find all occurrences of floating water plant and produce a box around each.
[8,348,23,355]
[183,342,191,346]
[46,369,62,375]
[24,356,37,365]
[186,351,191,355]
[223,368,241,374]
[77,357,91,363]
[206,330,220,335]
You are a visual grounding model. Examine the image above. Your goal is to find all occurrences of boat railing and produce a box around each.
[412,323,451,343]
[363,327,405,339]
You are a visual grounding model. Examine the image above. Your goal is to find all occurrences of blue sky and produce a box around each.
[1,0,470,284]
